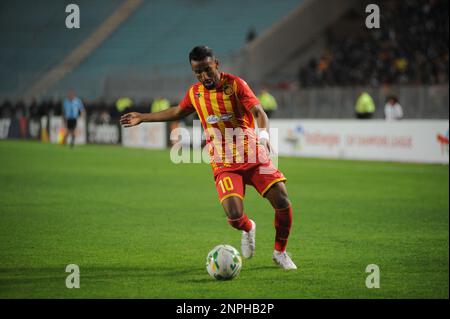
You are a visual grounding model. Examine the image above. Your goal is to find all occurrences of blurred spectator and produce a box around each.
[355,91,376,119]
[384,96,404,121]
[63,90,85,148]
[29,98,39,119]
[0,100,13,118]
[99,110,111,124]
[15,100,27,138]
[258,88,278,118]
[246,26,257,43]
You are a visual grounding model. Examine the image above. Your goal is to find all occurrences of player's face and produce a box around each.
[190,57,221,89]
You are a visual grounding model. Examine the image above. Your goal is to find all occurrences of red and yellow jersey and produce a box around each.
[179,72,261,172]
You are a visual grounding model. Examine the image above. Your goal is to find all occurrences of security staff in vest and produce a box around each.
[116,96,133,113]
[151,97,177,146]
[355,91,376,119]
[151,97,170,113]
[63,90,85,147]
[258,88,278,118]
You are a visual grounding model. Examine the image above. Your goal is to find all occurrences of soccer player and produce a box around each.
[63,90,85,147]
[120,46,297,269]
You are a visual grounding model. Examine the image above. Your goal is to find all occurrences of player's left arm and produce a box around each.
[234,77,272,153]
[250,104,271,153]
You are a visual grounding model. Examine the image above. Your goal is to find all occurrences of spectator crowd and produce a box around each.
[298,0,449,87]
[0,98,172,125]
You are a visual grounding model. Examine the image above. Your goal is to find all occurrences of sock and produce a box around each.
[274,205,293,252]
[227,214,252,232]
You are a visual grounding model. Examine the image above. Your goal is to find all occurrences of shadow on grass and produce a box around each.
[0,265,205,286]
[245,265,279,271]
[181,264,283,284]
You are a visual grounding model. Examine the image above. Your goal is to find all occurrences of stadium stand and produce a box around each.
[0,0,447,121]
[238,0,449,119]
[0,0,124,99]
[52,0,303,100]
[297,0,449,87]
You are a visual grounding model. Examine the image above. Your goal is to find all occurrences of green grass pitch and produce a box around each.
[0,140,448,298]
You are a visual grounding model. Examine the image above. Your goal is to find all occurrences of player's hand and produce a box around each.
[259,138,271,154]
[120,112,142,127]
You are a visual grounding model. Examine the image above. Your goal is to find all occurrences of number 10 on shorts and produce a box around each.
[216,174,244,202]
[218,176,234,193]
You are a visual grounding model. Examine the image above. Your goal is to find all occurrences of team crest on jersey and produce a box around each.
[223,85,234,96]
[206,113,234,124]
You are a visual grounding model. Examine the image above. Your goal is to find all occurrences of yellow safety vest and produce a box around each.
[151,98,170,113]
[258,92,278,111]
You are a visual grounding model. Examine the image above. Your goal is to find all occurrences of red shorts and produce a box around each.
[214,157,287,203]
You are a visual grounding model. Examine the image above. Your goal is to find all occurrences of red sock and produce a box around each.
[228,214,252,232]
[274,205,293,252]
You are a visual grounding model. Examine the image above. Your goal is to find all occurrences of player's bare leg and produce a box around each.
[221,196,244,220]
[69,129,75,148]
[222,196,256,259]
[265,182,297,269]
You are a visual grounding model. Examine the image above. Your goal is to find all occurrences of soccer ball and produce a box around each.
[206,244,242,280]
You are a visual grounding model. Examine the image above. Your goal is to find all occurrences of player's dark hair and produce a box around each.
[189,46,214,63]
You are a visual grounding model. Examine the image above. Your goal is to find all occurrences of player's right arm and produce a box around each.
[121,87,196,127]
[120,106,192,127]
